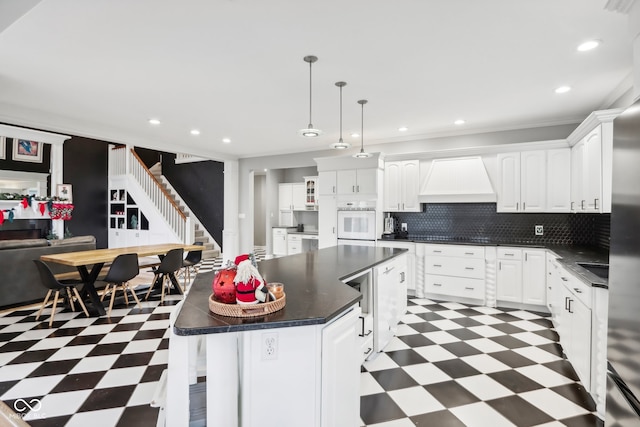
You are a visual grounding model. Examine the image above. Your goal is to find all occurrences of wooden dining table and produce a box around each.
[41,243,204,316]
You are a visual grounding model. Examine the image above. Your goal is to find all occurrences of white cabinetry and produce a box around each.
[337,169,377,196]
[321,307,360,427]
[497,151,545,212]
[556,272,592,389]
[571,126,608,213]
[383,160,420,212]
[423,244,485,302]
[304,176,319,208]
[496,248,546,307]
[497,150,570,213]
[319,196,337,248]
[287,234,302,255]
[319,171,337,195]
[279,183,306,211]
[374,254,407,352]
[377,240,416,293]
[546,149,571,212]
[272,228,289,256]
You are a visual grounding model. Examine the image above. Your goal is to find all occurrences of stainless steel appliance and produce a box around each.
[383,213,395,236]
[607,98,640,424]
[337,208,376,246]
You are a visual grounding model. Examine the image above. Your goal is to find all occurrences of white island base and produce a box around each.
[165,305,361,427]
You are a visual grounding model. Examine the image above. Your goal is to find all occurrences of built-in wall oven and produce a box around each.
[336,208,377,246]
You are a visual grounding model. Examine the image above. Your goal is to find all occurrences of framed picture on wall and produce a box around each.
[57,184,73,202]
[12,139,43,163]
[0,136,5,160]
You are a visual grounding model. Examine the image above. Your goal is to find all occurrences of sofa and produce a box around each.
[0,235,96,309]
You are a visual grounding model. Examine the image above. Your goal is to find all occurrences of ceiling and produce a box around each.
[0,0,634,160]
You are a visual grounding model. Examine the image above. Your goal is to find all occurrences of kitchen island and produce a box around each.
[166,245,407,427]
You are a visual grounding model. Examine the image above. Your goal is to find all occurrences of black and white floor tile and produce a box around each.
[1,253,600,426]
[360,298,602,427]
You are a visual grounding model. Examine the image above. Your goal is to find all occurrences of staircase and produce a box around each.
[149,163,220,260]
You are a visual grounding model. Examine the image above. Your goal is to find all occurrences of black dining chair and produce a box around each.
[181,242,203,290]
[145,248,184,304]
[33,260,89,327]
[100,253,140,317]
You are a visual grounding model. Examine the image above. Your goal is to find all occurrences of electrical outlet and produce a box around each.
[401,223,408,232]
[261,332,278,360]
[535,225,543,236]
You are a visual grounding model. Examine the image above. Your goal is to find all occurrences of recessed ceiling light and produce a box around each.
[351,133,360,138]
[577,40,600,52]
[454,119,465,125]
[222,138,231,144]
[264,169,268,172]
[148,118,161,125]
[190,129,200,135]
[555,86,571,94]
[398,126,408,132]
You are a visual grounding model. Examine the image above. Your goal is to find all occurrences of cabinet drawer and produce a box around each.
[422,244,485,259]
[288,234,302,242]
[566,274,592,308]
[497,247,522,260]
[424,274,485,300]
[425,256,485,279]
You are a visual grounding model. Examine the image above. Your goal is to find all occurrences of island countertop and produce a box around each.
[174,245,407,336]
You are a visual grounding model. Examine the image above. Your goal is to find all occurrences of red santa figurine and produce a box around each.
[233,254,267,304]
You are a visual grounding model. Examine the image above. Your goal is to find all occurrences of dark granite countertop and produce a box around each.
[174,245,407,336]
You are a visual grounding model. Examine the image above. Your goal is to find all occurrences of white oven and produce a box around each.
[337,209,377,242]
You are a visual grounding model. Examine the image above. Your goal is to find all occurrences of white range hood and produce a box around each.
[418,156,497,203]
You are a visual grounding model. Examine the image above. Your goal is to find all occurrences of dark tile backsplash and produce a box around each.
[390,203,610,249]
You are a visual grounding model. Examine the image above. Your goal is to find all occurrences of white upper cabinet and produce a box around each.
[546,148,571,212]
[336,168,377,196]
[567,109,620,214]
[278,183,306,211]
[497,151,547,212]
[520,150,546,212]
[319,171,337,196]
[383,160,420,212]
[497,149,570,213]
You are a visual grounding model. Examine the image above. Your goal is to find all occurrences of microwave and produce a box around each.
[337,210,377,241]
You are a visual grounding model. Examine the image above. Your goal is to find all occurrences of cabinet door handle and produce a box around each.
[464,287,474,290]
[516,202,519,211]
[352,185,355,193]
[332,185,335,193]
[525,253,528,261]
[465,267,474,270]
[433,250,442,253]
[499,261,502,270]
[571,201,575,210]
[357,185,360,192]
[433,283,442,287]
[402,203,405,210]
[594,198,599,209]
[565,296,570,310]
[464,252,474,255]
[504,253,514,256]
[433,264,442,268]
[400,272,405,283]
[568,299,573,314]
[581,200,585,210]
[523,202,526,210]
[397,203,400,210]
[561,277,568,282]
[574,288,583,294]
[332,227,335,234]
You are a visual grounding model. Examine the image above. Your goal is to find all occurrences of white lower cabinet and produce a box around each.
[319,196,337,248]
[377,240,416,293]
[422,244,485,303]
[556,273,592,389]
[273,228,288,256]
[321,307,360,427]
[374,254,407,353]
[288,234,302,255]
[496,247,546,308]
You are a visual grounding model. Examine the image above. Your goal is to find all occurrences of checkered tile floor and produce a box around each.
[360,298,602,427]
[0,249,599,427]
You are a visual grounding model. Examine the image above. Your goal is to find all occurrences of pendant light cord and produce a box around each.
[308,60,313,126]
[360,101,364,151]
[339,84,343,141]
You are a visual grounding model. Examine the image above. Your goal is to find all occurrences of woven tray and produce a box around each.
[209,293,286,318]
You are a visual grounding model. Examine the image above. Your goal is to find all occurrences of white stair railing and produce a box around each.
[127,149,193,243]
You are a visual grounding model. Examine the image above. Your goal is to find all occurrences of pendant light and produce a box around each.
[330,81,351,150]
[298,55,322,137]
[353,99,372,158]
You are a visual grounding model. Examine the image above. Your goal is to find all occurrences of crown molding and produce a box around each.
[566,108,625,146]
